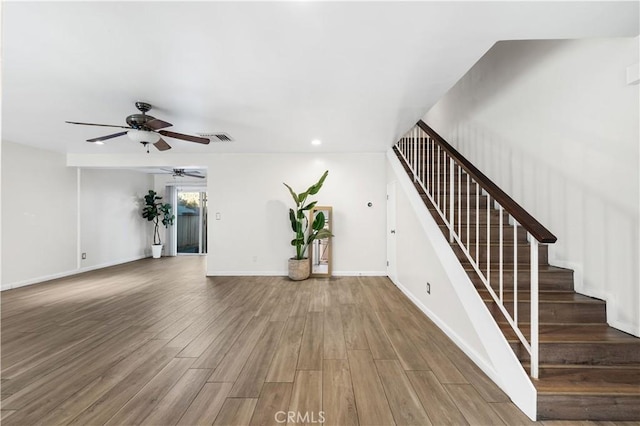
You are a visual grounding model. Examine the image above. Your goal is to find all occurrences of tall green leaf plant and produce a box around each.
[142,190,175,245]
[284,170,333,260]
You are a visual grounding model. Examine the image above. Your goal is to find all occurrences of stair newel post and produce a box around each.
[530,236,540,379]
[449,156,455,243]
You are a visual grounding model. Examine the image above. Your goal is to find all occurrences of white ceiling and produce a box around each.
[2,1,638,155]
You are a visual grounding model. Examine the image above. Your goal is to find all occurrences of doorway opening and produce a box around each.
[177,190,207,254]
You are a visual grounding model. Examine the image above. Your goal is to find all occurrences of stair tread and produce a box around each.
[534,367,640,395]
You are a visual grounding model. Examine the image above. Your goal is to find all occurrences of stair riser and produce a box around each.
[422,195,493,209]
[428,207,509,225]
[537,395,640,421]
[426,184,485,195]
[423,185,487,197]
[487,302,606,323]
[438,225,528,243]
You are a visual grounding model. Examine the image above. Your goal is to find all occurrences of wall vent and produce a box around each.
[198,132,234,142]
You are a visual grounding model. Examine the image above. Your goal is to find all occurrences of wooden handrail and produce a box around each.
[416,120,557,244]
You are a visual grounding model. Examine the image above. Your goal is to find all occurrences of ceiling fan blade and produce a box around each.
[158,130,210,144]
[145,119,173,130]
[66,121,131,129]
[87,131,128,142]
[182,172,205,179]
[153,138,172,151]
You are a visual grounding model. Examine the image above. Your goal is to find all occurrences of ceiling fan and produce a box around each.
[161,168,206,179]
[66,101,209,152]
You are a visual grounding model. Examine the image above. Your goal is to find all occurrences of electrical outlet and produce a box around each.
[81,253,87,260]
[252,256,257,263]
[426,282,431,294]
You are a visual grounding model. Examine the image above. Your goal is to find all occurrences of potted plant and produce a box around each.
[141,190,175,258]
[283,170,333,280]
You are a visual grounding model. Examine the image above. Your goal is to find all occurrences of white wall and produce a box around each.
[67,151,388,275]
[80,169,152,269]
[1,141,155,290]
[1,141,78,289]
[386,151,536,419]
[205,153,387,275]
[425,38,640,336]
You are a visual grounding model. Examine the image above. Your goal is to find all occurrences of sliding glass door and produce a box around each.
[177,190,207,254]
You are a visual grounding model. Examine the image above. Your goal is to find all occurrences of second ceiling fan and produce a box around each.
[66,101,210,152]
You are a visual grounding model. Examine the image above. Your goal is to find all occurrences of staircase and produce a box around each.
[394,121,640,421]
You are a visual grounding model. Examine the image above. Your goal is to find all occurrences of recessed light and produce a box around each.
[311,139,322,146]
[94,141,104,145]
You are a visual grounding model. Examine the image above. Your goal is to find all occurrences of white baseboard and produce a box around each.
[1,255,148,291]
[550,259,639,337]
[207,271,286,276]
[207,270,387,277]
[78,255,148,274]
[2,268,81,291]
[609,318,640,337]
[332,271,387,277]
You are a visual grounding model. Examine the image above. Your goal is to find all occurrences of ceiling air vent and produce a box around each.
[198,132,234,142]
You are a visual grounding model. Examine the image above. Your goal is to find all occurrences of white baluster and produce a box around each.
[437,146,441,210]
[426,137,430,194]
[443,153,447,218]
[475,182,479,265]
[466,174,470,247]
[411,129,418,182]
[513,219,518,326]
[418,134,422,189]
[487,195,491,283]
[432,140,435,200]
[530,236,539,379]
[449,157,454,242]
[499,205,504,304]
[415,127,419,182]
[458,166,461,239]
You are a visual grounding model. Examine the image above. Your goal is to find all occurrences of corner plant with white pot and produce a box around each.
[141,190,175,258]
[283,170,333,280]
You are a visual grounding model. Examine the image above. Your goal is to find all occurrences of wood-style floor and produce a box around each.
[1,257,637,426]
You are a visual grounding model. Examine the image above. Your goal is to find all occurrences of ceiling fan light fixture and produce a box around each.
[127,129,160,143]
